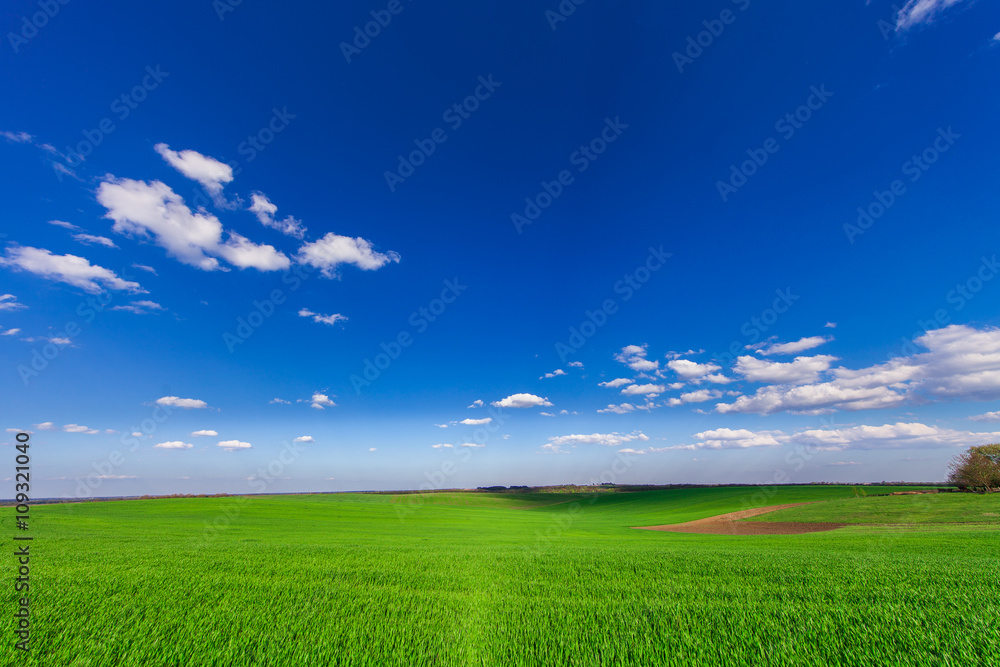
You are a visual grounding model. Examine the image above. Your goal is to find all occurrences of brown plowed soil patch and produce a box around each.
[634,503,847,535]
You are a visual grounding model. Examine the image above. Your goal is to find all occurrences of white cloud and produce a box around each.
[895,0,970,32]
[567,361,584,368]
[154,143,233,195]
[434,424,449,428]
[218,440,252,451]
[969,411,1000,422]
[459,443,485,448]
[431,443,453,449]
[269,398,290,405]
[617,448,647,455]
[294,435,314,443]
[598,378,631,388]
[460,418,492,425]
[0,294,26,311]
[1,130,32,143]
[248,193,306,239]
[156,396,209,409]
[614,344,659,372]
[33,422,56,430]
[132,263,157,275]
[718,325,1000,415]
[310,392,336,410]
[96,177,289,271]
[675,421,1000,453]
[48,220,80,231]
[369,447,377,452]
[621,383,665,397]
[790,422,1000,451]
[491,393,553,409]
[190,429,218,437]
[297,233,400,278]
[667,359,721,380]
[467,400,483,408]
[540,369,566,379]
[298,308,347,326]
[540,412,555,417]
[541,430,648,454]
[694,428,784,449]
[667,389,723,406]
[734,355,837,385]
[757,336,833,356]
[824,322,837,329]
[0,247,145,294]
[155,441,193,449]
[72,233,117,248]
[596,402,659,414]
[2,328,21,336]
[62,424,98,434]
[111,300,165,315]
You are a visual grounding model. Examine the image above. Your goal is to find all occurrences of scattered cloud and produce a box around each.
[667,389,723,406]
[131,263,157,275]
[541,430,649,454]
[297,233,400,278]
[33,422,56,430]
[567,361,584,368]
[621,383,665,397]
[154,143,233,196]
[62,424,99,434]
[431,443,453,449]
[72,233,117,248]
[598,378,631,388]
[459,443,485,448]
[97,177,289,272]
[614,344,659,372]
[434,424,449,429]
[298,308,347,326]
[0,294,26,311]
[156,396,209,409]
[969,411,1000,422]
[734,355,838,385]
[540,369,566,379]
[269,398,290,405]
[190,429,218,437]
[111,300,165,315]
[0,246,145,294]
[155,441,193,449]
[248,193,306,239]
[293,435,314,443]
[756,336,833,356]
[1,328,20,336]
[824,322,837,329]
[667,359,722,380]
[596,401,659,414]
[369,447,377,452]
[718,325,1000,415]
[895,0,971,32]
[467,399,483,408]
[460,418,492,425]
[0,130,33,143]
[47,220,80,231]
[491,393,553,409]
[218,440,252,451]
[310,392,336,410]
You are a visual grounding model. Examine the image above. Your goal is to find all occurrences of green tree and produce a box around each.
[947,444,1000,492]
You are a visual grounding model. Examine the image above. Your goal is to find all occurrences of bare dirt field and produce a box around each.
[634,503,847,535]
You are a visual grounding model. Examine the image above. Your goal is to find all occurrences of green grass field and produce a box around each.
[4,486,999,666]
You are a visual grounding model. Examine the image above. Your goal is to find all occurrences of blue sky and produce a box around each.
[2,0,1000,498]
